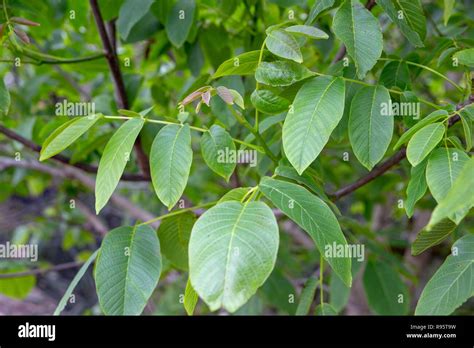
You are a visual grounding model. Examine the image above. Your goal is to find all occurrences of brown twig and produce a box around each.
[0,261,83,279]
[331,97,473,200]
[89,0,150,178]
[0,124,148,181]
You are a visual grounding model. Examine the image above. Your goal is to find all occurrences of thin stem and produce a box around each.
[378,57,464,93]
[103,115,265,153]
[226,106,279,163]
[319,255,324,308]
[254,39,267,131]
[313,72,442,110]
[138,201,218,226]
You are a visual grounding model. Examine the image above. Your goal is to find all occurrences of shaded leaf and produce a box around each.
[415,235,474,315]
[200,125,236,181]
[259,177,352,286]
[157,212,196,271]
[255,61,314,87]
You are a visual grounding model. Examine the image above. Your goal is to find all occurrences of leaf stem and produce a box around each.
[313,72,442,110]
[254,39,267,131]
[139,201,218,226]
[320,255,324,309]
[226,106,279,164]
[378,57,464,93]
[103,115,265,153]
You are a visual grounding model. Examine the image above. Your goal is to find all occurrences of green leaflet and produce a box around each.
[363,260,410,315]
[250,89,290,115]
[377,0,426,47]
[283,76,345,174]
[379,61,411,90]
[295,276,318,315]
[157,212,196,271]
[315,303,338,315]
[405,159,428,218]
[95,117,144,214]
[265,29,303,63]
[259,177,352,287]
[406,123,445,166]
[305,0,335,24]
[200,125,236,181]
[165,0,196,48]
[54,250,99,315]
[260,269,296,314]
[453,48,474,68]
[0,266,36,300]
[213,51,267,79]
[188,201,279,313]
[40,114,102,161]
[415,234,474,315]
[459,109,472,151]
[428,157,474,229]
[184,277,199,315]
[349,85,393,170]
[285,25,329,40]
[426,148,469,206]
[411,219,456,256]
[150,124,193,210]
[0,77,10,116]
[117,0,155,40]
[333,0,383,79]
[95,225,162,315]
[393,110,448,150]
[443,0,455,25]
[255,61,314,87]
[218,187,252,203]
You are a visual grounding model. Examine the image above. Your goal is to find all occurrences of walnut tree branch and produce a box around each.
[89,0,150,178]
